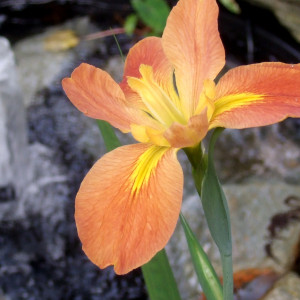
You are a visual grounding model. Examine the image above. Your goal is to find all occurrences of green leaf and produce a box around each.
[219,0,241,14]
[97,120,181,300]
[124,13,138,35]
[201,128,231,255]
[97,120,121,152]
[131,0,170,35]
[201,128,233,300]
[142,250,181,300]
[180,213,222,300]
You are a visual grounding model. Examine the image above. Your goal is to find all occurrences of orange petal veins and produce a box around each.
[120,37,174,110]
[75,143,183,274]
[162,0,225,117]
[211,62,300,129]
[62,63,151,132]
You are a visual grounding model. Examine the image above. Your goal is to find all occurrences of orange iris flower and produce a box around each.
[62,0,300,274]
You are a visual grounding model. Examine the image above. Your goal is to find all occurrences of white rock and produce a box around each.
[0,37,28,194]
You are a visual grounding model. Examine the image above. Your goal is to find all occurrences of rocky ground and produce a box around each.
[0,16,147,300]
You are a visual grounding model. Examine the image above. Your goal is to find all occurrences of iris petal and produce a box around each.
[75,144,183,274]
[211,62,300,128]
[162,0,225,117]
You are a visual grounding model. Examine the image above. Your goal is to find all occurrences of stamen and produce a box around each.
[128,65,186,127]
[195,79,216,121]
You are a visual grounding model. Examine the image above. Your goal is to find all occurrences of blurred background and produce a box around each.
[1,0,300,299]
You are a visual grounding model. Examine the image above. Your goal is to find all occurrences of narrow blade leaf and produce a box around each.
[180,213,222,300]
[201,128,233,300]
[142,250,181,300]
[201,128,231,254]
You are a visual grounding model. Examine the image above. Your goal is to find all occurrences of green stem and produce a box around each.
[183,143,207,195]
[185,129,234,300]
[222,253,233,300]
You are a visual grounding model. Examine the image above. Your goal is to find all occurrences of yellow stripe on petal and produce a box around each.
[210,62,300,129]
[130,145,169,195]
[212,93,265,120]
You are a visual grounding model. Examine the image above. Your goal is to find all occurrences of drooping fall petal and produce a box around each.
[120,37,174,110]
[162,0,225,117]
[62,63,153,132]
[210,62,300,129]
[75,143,183,275]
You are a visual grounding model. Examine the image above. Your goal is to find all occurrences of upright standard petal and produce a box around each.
[162,0,225,117]
[211,63,300,129]
[62,63,151,132]
[119,37,174,110]
[75,143,183,275]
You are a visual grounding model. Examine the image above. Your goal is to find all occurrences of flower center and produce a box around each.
[127,65,187,127]
[194,79,216,121]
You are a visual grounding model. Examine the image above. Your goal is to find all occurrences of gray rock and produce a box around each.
[105,56,124,83]
[214,126,300,184]
[0,16,148,300]
[0,289,10,300]
[0,142,68,260]
[167,180,300,300]
[225,181,300,273]
[0,37,28,195]
[13,17,98,107]
[262,272,300,300]
[0,37,68,260]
